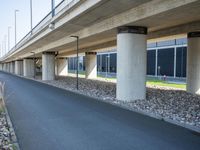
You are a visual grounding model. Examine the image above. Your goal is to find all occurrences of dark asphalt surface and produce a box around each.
[0,71,200,150]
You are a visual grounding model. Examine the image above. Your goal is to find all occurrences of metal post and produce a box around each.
[4,35,7,53]
[1,42,3,56]
[0,44,1,57]
[15,10,19,49]
[8,27,11,52]
[70,36,79,90]
[174,47,177,78]
[105,55,107,78]
[31,52,36,79]
[155,49,158,76]
[51,0,55,17]
[30,0,33,34]
[181,43,184,77]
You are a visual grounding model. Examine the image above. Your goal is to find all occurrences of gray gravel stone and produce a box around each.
[0,113,13,150]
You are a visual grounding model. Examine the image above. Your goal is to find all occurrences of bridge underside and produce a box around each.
[1,0,200,101]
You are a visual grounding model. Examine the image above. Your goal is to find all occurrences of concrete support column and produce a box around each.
[8,62,12,73]
[23,58,35,78]
[0,64,2,71]
[4,63,7,72]
[56,58,68,76]
[42,52,55,80]
[187,32,200,94]
[117,26,147,101]
[15,60,23,75]
[85,52,97,79]
[6,63,9,72]
[3,64,6,71]
[9,62,12,73]
[11,61,15,73]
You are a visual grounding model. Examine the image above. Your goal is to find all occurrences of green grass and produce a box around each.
[97,76,186,89]
[67,71,186,89]
[97,75,116,81]
[146,79,186,89]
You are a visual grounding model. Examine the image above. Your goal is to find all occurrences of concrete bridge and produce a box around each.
[1,0,200,101]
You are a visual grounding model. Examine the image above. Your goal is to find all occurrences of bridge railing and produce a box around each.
[2,0,80,59]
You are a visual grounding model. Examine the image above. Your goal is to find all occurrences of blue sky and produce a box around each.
[0,0,62,53]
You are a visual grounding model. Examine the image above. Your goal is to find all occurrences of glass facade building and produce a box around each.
[68,38,187,78]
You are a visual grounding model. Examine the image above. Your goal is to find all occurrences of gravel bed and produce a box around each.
[41,76,200,129]
[0,112,14,150]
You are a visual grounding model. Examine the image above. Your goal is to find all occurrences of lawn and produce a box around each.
[68,72,186,90]
[97,76,186,90]
[146,79,186,90]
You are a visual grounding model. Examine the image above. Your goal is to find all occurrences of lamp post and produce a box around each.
[4,35,7,54]
[0,44,1,57]
[15,9,19,49]
[1,41,4,56]
[8,26,11,52]
[30,0,33,34]
[70,36,79,90]
[31,52,36,79]
[51,0,55,17]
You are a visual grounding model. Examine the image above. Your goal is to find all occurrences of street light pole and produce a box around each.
[70,36,79,90]
[51,0,55,17]
[30,0,33,34]
[15,9,19,49]
[31,52,36,79]
[4,35,7,53]
[1,42,4,56]
[8,26,11,52]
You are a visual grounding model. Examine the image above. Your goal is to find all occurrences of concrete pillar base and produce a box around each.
[85,52,97,79]
[3,64,6,72]
[10,62,15,74]
[0,64,2,71]
[23,58,35,78]
[187,32,200,94]
[15,60,23,75]
[117,26,147,101]
[42,52,55,80]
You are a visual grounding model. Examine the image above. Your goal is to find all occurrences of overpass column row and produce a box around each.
[187,32,200,94]
[15,60,23,75]
[117,26,147,101]
[42,52,55,80]
[23,58,35,78]
[85,52,97,79]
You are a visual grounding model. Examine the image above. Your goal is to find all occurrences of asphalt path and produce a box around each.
[0,71,199,150]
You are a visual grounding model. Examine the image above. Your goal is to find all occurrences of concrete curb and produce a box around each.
[3,71,200,134]
[0,81,20,150]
